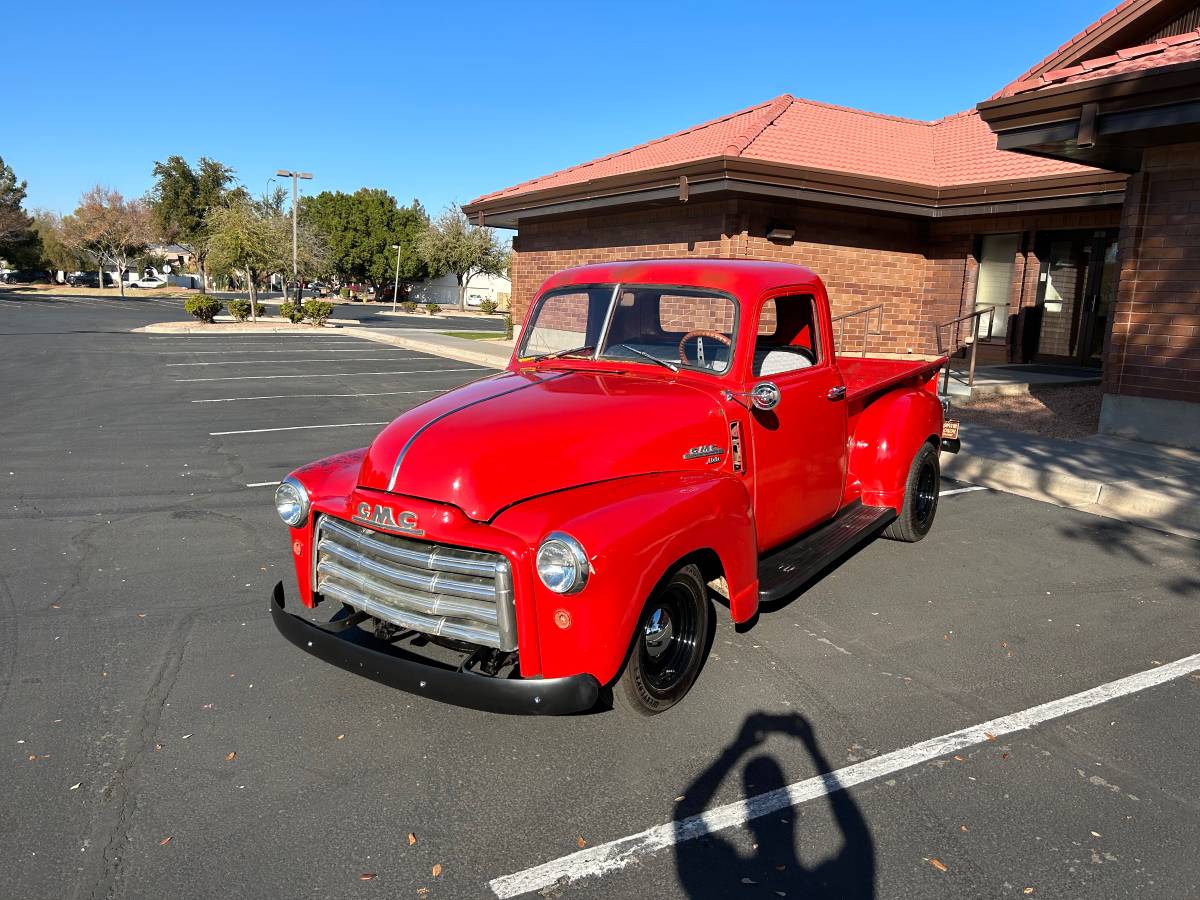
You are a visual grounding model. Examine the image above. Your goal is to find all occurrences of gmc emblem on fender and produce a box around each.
[352,502,424,535]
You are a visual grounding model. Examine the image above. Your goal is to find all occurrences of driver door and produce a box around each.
[745,294,847,552]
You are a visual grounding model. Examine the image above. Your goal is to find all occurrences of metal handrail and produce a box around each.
[934,307,995,395]
[830,303,885,358]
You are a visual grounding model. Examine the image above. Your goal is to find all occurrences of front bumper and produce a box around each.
[269,583,600,715]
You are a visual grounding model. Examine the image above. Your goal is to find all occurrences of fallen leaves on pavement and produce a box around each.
[929,858,948,873]
[358,873,376,881]
[576,836,586,848]
[158,836,173,846]
[432,864,443,877]
[407,832,417,846]
[225,751,237,762]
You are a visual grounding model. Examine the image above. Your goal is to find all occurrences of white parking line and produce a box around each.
[246,480,282,487]
[488,651,1200,898]
[177,367,483,382]
[210,422,388,436]
[192,389,448,403]
[159,348,391,355]
[940,486,988,497]
[167,355,423,366]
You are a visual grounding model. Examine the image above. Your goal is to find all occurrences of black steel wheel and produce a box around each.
[613,563,712,716]
[883,441,940,543]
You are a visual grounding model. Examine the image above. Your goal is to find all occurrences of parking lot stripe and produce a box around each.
[177,367,484,382]
[210,422,388,436]
[245,481,282,487]
[940,486,988,497]
[159,348,393,355]
[192,389,447,403]
[488,651,1200,899]
[167,355,427,366]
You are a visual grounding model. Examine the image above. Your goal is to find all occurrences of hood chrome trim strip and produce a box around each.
[385,373,566,493]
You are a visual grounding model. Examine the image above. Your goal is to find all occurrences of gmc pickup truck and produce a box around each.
[270,259,957,715]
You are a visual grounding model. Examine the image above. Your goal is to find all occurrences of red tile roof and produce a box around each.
[1000,28,1200,95]
[996,0,1142,94]
[469,95,1096,207]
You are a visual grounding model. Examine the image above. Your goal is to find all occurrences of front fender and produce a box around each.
[492,472,758,684]
[845,388,942,509]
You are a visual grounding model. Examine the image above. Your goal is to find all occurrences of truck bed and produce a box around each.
[838,356,947,403]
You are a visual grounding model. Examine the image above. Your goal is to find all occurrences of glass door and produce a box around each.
[1034,229,1118,366]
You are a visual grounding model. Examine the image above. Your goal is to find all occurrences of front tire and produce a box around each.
[883,441,940,543]
[612,563,712,716]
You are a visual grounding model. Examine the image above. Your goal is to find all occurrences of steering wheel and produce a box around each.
[678,330,732,366]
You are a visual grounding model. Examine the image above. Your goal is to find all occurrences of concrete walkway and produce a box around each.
[941,363,1102,399]
[344,326,513,368]
[943,423,1200,540]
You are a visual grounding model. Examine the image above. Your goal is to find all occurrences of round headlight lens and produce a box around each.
[535,532,589,594]
[274,477,309,527]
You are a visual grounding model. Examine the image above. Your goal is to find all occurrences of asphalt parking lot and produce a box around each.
[2,293,1199,900]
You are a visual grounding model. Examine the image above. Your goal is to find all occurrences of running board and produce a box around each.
[757,501,897,604]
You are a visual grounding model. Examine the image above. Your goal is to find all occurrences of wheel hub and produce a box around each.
[643,607,675,659]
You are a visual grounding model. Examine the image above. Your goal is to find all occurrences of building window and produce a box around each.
[974,233,1020,339]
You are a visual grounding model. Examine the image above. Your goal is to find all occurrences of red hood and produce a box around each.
[357,369,729,521]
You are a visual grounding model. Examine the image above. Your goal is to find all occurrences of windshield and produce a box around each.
[519,284,738,374]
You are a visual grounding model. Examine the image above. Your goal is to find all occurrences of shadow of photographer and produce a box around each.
[673,712,875,899]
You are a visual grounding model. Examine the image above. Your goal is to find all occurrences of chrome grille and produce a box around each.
[314,515,516,650]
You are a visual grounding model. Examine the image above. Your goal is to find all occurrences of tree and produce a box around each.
[417,206,506,310]
[30,210,90,274]
[61,187,153,298]
[206,189,326,321]
[301,190,428,290]
[0,156,34,253]
[147,155,234,290]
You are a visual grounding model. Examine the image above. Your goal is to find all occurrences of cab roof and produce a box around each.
[538,258,822,298]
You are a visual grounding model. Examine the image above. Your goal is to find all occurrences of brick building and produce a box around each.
[465,0,1200,447]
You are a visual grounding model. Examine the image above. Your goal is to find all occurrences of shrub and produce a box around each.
[478,299,498,315]
[504,313,514,341]
[279,301,305,324]
[184,294,223,324]
[339,287,350,300]
[228,299,251,321]
[302,299,336,325]
[400,300,418,313]
[425,302,441,315]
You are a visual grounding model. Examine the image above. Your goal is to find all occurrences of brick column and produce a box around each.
[1100,142,1200,448]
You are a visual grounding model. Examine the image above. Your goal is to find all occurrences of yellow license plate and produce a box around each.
[942,419,960,440]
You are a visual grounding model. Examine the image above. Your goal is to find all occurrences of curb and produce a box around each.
[135,321,344,334]
[341,327,510,369]
[941,451,1200,540]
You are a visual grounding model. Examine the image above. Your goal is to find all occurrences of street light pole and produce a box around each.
[276,169,312,300]
[391,243,402,313]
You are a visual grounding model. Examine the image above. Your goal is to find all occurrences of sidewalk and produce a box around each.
[344,326,513,369]
[942,424,1200,540]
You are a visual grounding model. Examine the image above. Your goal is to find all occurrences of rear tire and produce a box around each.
[613,564,712,716]
[883,441,940,543]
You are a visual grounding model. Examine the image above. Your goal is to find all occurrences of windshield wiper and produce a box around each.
[535,345,594,360]
[611,344,678,372]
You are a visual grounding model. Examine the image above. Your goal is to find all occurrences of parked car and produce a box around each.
[1,269,51,284]
[375,284,411,304]
[269,259,958,716]
[67,271,115,288]
[465,292,486,308]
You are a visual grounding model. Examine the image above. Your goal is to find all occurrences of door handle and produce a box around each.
[827,386,847,402]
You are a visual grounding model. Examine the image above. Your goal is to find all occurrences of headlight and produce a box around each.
[274,476,310,527]
[535,532,589,594]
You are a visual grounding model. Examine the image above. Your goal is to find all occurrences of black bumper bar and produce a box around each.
[269,583,600,715]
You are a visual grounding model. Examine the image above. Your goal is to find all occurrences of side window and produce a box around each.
[753,295,820,377]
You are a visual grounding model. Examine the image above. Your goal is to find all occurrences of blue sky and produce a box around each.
[7,0,1115,221]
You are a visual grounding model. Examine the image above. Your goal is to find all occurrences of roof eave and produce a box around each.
[464,157,1125,227]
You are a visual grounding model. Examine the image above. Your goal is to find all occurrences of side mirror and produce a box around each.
[751,382,781,411]
[726,382,781,411]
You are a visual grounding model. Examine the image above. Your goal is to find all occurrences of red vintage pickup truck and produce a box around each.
[270,259,956,715]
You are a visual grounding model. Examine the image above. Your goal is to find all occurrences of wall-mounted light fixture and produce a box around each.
[767,226,795,242]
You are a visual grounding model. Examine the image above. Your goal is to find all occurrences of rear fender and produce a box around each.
[844,388,942,509]
[492,472,758,684]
